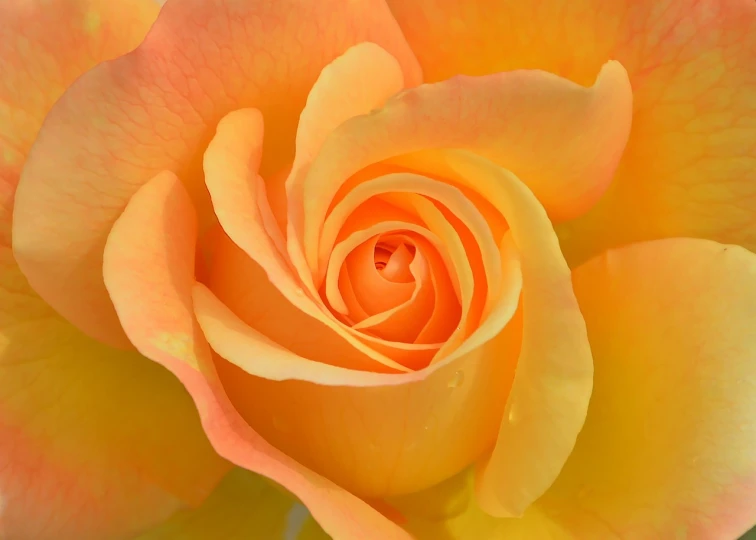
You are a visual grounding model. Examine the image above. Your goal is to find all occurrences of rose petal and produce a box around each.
[0,198,226,539]
[386,0,756,263]
[203,108,410,373]
[102,170,410,539]
[538,238,756,538]
[407,238,756,537]
[12,0,421,347]
[416,152,592,519]
[1,0,159,347]
[299,60,632,247]
[285,42,411,297]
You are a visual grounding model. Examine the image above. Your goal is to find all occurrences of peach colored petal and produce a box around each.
[300,60,631,248]
[387,0,756,263]
[214,344,515,499]
[12,0,421,347]
[201,159,527,499]
[102,170,410,539]
[203,108,410,373]
[1,0,159,348]
[285,42,410,294]
[406,152,591,519]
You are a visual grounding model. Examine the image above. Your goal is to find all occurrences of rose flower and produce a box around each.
[1,0,755,538]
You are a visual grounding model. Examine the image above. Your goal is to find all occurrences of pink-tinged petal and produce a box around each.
[0,201,226,540]
[135,468,299,540]
[299,60,631,243]
[102,171,411,539]
[387,0,756,263]
[1,0,159,348]
[12,0,421,347]
[533,238,756,538]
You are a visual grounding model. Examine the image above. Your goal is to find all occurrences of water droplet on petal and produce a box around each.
[507,403,519,425]
[447,370,464,388]
[294,288,305,296]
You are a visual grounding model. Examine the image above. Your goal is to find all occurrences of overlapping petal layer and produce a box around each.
[0,2,230,538]
[397,239,756,539]
[12,0,422,347]
[102,171,412,539]
[387,0,756,264]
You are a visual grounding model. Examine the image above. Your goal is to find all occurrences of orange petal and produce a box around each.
[300,60,632,242]
[533,238,756,538]
[12,0,421,347]
[102,170,410,539]
[386,0,756,263]
[342,236,415,315]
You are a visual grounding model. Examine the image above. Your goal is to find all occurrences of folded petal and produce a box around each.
[386,0,756,263]
[1,0,159,347]
[12,0,421,347]
[102,171,411,538]
[135,469,298,540]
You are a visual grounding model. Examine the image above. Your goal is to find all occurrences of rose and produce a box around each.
[1,0,755,538]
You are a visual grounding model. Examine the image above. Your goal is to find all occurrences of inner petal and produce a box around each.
[347,236,415,315]
[375,237,415,283]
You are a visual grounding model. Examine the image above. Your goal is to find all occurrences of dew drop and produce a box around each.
[294,288,305,296]
[447,370,464,388]
[507,403,519,425]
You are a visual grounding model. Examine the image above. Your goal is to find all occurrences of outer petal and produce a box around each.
[12,0,422,347]
[1,0,160,348]
[536,238,756,538]
[135,469,299,540]
[0,198,228,539]
[387,0,756,264]
[102,172,410,538]
[0,2,229,538]
[408,239,756,538]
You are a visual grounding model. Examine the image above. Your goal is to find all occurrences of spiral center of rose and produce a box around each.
[373,237,415,282]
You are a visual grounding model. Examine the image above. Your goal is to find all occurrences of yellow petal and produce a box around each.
[386,0,756,263]
[540,238,756,538]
